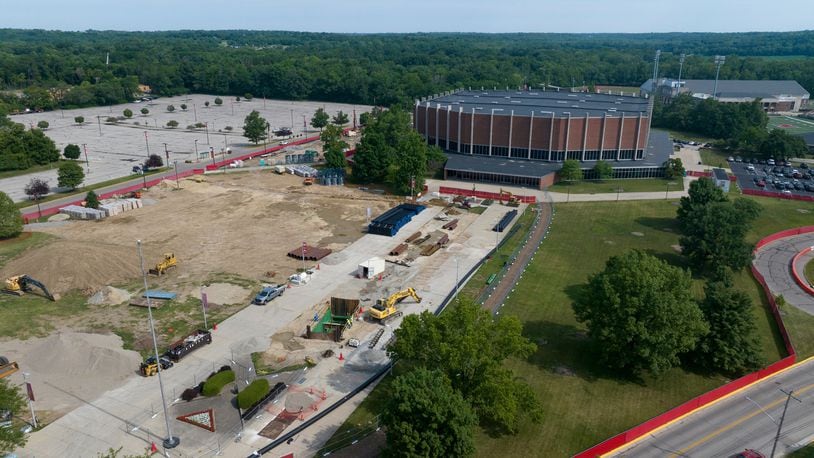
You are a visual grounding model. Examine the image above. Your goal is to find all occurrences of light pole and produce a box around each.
[174,160,180,189]
[22,372,37,429]
[231,103,235,116]
[194,139,199,162]
[771,389,801,458]
[302,115,307,133]
[144,131,150,157]
[651,49,661,94]
[713,55,726,101]
[82,143,89,173]
[205,122,210,145]
[97,116,102,136]
[136,240,180,450]
[677,53,686,96]
[163,143,169,164]
[200,286,209,330]
[290,109,294,135]
[193,103,197,122]
[210,147,216,169]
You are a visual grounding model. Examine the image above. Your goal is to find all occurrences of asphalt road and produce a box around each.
[612,233,814,457]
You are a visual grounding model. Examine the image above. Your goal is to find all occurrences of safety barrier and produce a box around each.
[742,188,814,202]
[791,247,814,296]
[438,186,537,203]
[686,170,736,181]
[204,135,320,171]
[575,227,814,457]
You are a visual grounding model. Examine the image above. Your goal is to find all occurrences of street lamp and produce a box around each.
[713,55,726,100]
[144,131,150,157]
[205,122,210,145]
[82,143,89,173]
[174,160,180,189]
[194,139,199,162]
[136,240,180,450]
[163,143,169,163]
[677,53,686,96]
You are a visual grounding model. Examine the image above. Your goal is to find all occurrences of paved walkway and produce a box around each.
[753,233,814,315]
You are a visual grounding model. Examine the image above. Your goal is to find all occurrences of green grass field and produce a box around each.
[550,178,683,194]
[806,258,814,288]
[699,148,731,169]
[767,115,814,135]
[331,194,814,456]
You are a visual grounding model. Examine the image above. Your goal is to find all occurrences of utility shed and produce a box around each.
[712,168,730,193]
[358,257,386,279]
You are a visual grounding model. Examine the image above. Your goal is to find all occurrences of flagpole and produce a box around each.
[201,286,209,330]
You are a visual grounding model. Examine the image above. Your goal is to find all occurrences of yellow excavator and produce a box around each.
[4,275,55,301]
[149,253,177,276]
[0,356,19,380]
[499,188,520,207]
[368,287,422,324]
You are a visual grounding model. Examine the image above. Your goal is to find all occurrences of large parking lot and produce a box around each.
[729,158,814,197]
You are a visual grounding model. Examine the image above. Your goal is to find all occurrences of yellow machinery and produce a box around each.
[149,253,177,276]
[0,356,19,380]
[368,287,422,324]
[499,188,520,207]
[303,177,315,186]
[4,275,55,301]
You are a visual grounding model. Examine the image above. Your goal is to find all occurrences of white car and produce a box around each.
[347,338,360,348]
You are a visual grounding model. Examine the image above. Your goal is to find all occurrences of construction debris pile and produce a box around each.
[59,198,143,220]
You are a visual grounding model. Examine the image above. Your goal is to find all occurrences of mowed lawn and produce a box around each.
[550,178,683,194]
[767,115,814,135]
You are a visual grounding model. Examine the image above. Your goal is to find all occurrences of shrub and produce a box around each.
[237,378,269,409]
[187,124,197,130]
[224,126,233,131]
[195,122,206,129]
[37,120,49,129]
[105,117,117,123]
[140,108,149,116]
[214,97,223,106]
[145,154,163,168]
[181,387,200,402]
[0,192,23,239]
[180,104,188,111]
[167,104,175,112]
[74,116,84,124]
[85,190,100,209]
[166,120,178,128]
[123,109,133,118]
[201,369,235,397]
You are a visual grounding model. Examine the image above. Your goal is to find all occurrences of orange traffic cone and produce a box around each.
[149,442,158,454]
[287,282,292,289]
[339,353,344,361]
[316,263,320,270]
[213,322,217,331]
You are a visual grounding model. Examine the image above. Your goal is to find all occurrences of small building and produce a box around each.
[358,257,386,279]
[712,168,730,193]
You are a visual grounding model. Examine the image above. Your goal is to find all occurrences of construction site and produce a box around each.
[0,161,528,456]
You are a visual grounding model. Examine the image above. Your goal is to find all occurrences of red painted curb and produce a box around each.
[791,247,814,297]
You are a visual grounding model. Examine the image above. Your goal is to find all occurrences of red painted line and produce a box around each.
[791,246,814,296]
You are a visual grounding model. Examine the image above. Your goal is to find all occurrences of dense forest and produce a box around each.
[0,29,813,113]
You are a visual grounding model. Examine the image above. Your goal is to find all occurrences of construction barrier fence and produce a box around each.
[574,227,814,457]
[438,186,537,203]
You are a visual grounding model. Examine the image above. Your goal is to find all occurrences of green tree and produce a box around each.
[36,120,49,130]
[57,161,84,189]
[382,369,476,458]
[74,116,84,125]
[679,198,761,273]
[389,132,427,195]
[390,299,542,434]
[24,128,59,165]
[321,124,348,169]
[663,158,686,179]
[180,103,187,111]
[573,250,708,376]
[332,110,349,125]
[235,96,241,102]
[693,281,763,375]
[352,130,390,183]
[85,190,100,209]
[24,177,50,217]
[166,104,175,112]
[0,191,22,238]
[166,120,178,128]
[310,108,329,132]
[204,101,210,108]
[676,178,727,231]
[559,159,583,181]
[759,129,809,160]
[64,143,81,160]
[123,109,133,118]
[359,111,371,127]
[242,110,269,144]
[214,97,223,106]
[593,160,613,180]
[244,93,253,100]
[0,379,28,452]
[140,108,149,116]
[145,154,163,168]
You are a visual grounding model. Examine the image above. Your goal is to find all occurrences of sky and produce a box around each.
[1,0,812,33]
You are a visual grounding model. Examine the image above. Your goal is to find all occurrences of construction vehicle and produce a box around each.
[139,355,174,377]
[3,275,55,301]
[0,356,20,380]
[499,189,520,207]
[368,287,422,324]
[303,177,315,185]
[148,253,177,276]
[165,330,212,362]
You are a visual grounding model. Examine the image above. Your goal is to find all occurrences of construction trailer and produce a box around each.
[305,297,360,342]
[368,204,426,237]
[165,330,212,362]
[358,257,386,279]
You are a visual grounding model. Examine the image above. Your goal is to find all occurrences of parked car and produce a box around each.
[727,156,735,162]
[767,158,776,165]
[253,284,284,305]
[794,182,803,190]
[735,449,766,458]
[804,183,814,192]
[800,162,809,169]
[756,180,766,187]
[735,156,743,162]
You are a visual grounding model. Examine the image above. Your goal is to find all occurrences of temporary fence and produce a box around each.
[574,227,814,457]
[204,136,320,171]
[742,188,814,202]
[438,186,537,203]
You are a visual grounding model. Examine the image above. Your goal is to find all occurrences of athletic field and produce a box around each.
[767,115,814,135]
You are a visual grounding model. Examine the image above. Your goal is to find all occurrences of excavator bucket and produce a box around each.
[0,357,19,380]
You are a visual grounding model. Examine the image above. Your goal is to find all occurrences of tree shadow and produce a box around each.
[642,248,689,270]
[635,216,680,234]
[521,320,644,385]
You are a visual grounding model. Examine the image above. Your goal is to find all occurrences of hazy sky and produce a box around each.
[2,0,811,33]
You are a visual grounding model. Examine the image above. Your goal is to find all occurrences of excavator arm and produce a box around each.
[20,276,55,301]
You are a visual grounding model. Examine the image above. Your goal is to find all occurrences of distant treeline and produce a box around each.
[1,30,813,113]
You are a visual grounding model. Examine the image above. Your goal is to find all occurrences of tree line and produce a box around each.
[1,30,814,114]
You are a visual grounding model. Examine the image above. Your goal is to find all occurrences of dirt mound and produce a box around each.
[88,286,132,305]
[0,240,153,294]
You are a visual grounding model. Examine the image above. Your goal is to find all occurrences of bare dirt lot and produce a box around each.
[2,172,395,295]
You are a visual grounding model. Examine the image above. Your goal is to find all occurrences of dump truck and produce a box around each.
[0,356,19,380]
[368,287,422,324]
[149,253,177,276]
[165,330,212,362]
[139,355,174,377]
[3,275,55,301]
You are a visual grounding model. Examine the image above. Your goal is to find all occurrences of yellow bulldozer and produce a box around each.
[0,356,19,380]
[149,253,177,276]
[368,287,422,324]
[4,275,55,301]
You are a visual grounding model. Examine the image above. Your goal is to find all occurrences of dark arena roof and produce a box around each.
[421,89,651,118]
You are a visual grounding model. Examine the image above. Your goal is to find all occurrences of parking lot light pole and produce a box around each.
[82,143,89,173]
[174,160,180,189]
[205,122,210,145]
[194,139,199,162]
[163,143,169,163]
[144,131,150,157]
[137,240,180,450]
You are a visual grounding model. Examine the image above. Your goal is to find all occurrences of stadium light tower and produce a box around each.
[677,53,686,95]
[713,55,726,100]
[651,50,662,94]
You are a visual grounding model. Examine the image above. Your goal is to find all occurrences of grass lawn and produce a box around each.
[790,444,814,457]
[767,115,814,136]
[806,258,814,287]
[550,178,683,194]
[0,232,53,268]
[699,148,731,169]
[16,167,169,210]
[664,129,718,144]
[331,194,814,456]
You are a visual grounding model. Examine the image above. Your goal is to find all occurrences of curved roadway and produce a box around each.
[610,233,814,458]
